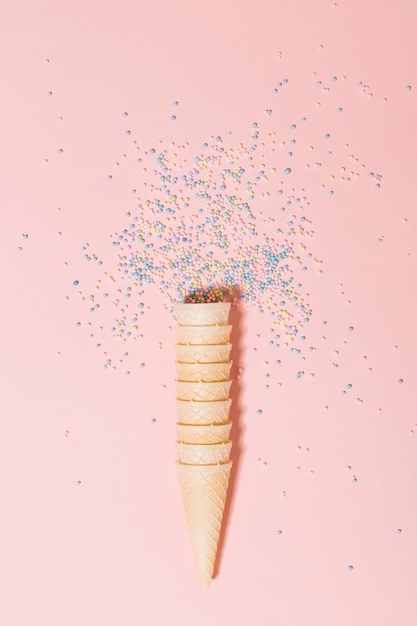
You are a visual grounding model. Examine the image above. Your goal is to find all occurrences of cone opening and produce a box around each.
[177,440,232,447]
[177,422,230,427]
[176,399,232,406]
[176,380,232,386]
[176,420,232,428]
[177,459,233,467]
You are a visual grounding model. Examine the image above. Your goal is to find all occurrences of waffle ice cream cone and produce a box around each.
[173,302,230,326]
[176,343,232,364]
[176,361,232,382]
[177,441,232,465]
[176,380,232,402]
[176,461,232,588]
[174,302,233,587]
[176,422,232,444]
[176,325,232,346]
[175,399,231,425]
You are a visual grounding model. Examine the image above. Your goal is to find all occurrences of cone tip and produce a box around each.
[198,572,213,588]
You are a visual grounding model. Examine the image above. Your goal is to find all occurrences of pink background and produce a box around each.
[1,1,416,624]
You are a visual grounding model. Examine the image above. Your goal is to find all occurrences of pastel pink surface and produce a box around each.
[1,1,417,625]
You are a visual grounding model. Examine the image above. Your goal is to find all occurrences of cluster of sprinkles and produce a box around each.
[107,124,314,344]
[73,71,382,360]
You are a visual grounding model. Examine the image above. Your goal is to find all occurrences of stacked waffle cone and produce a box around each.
[174,302,233,588]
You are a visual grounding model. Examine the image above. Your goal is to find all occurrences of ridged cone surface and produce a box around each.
[176,325,232,345]
[177,461,232,588]
[175,361,232,382]
[175,305,233,586]
[176,399,231,424]
[177,441,232,465]
[176,343,232,364]
[176,380,232,402]
[173,303,231,326]
[176,422,232,444]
